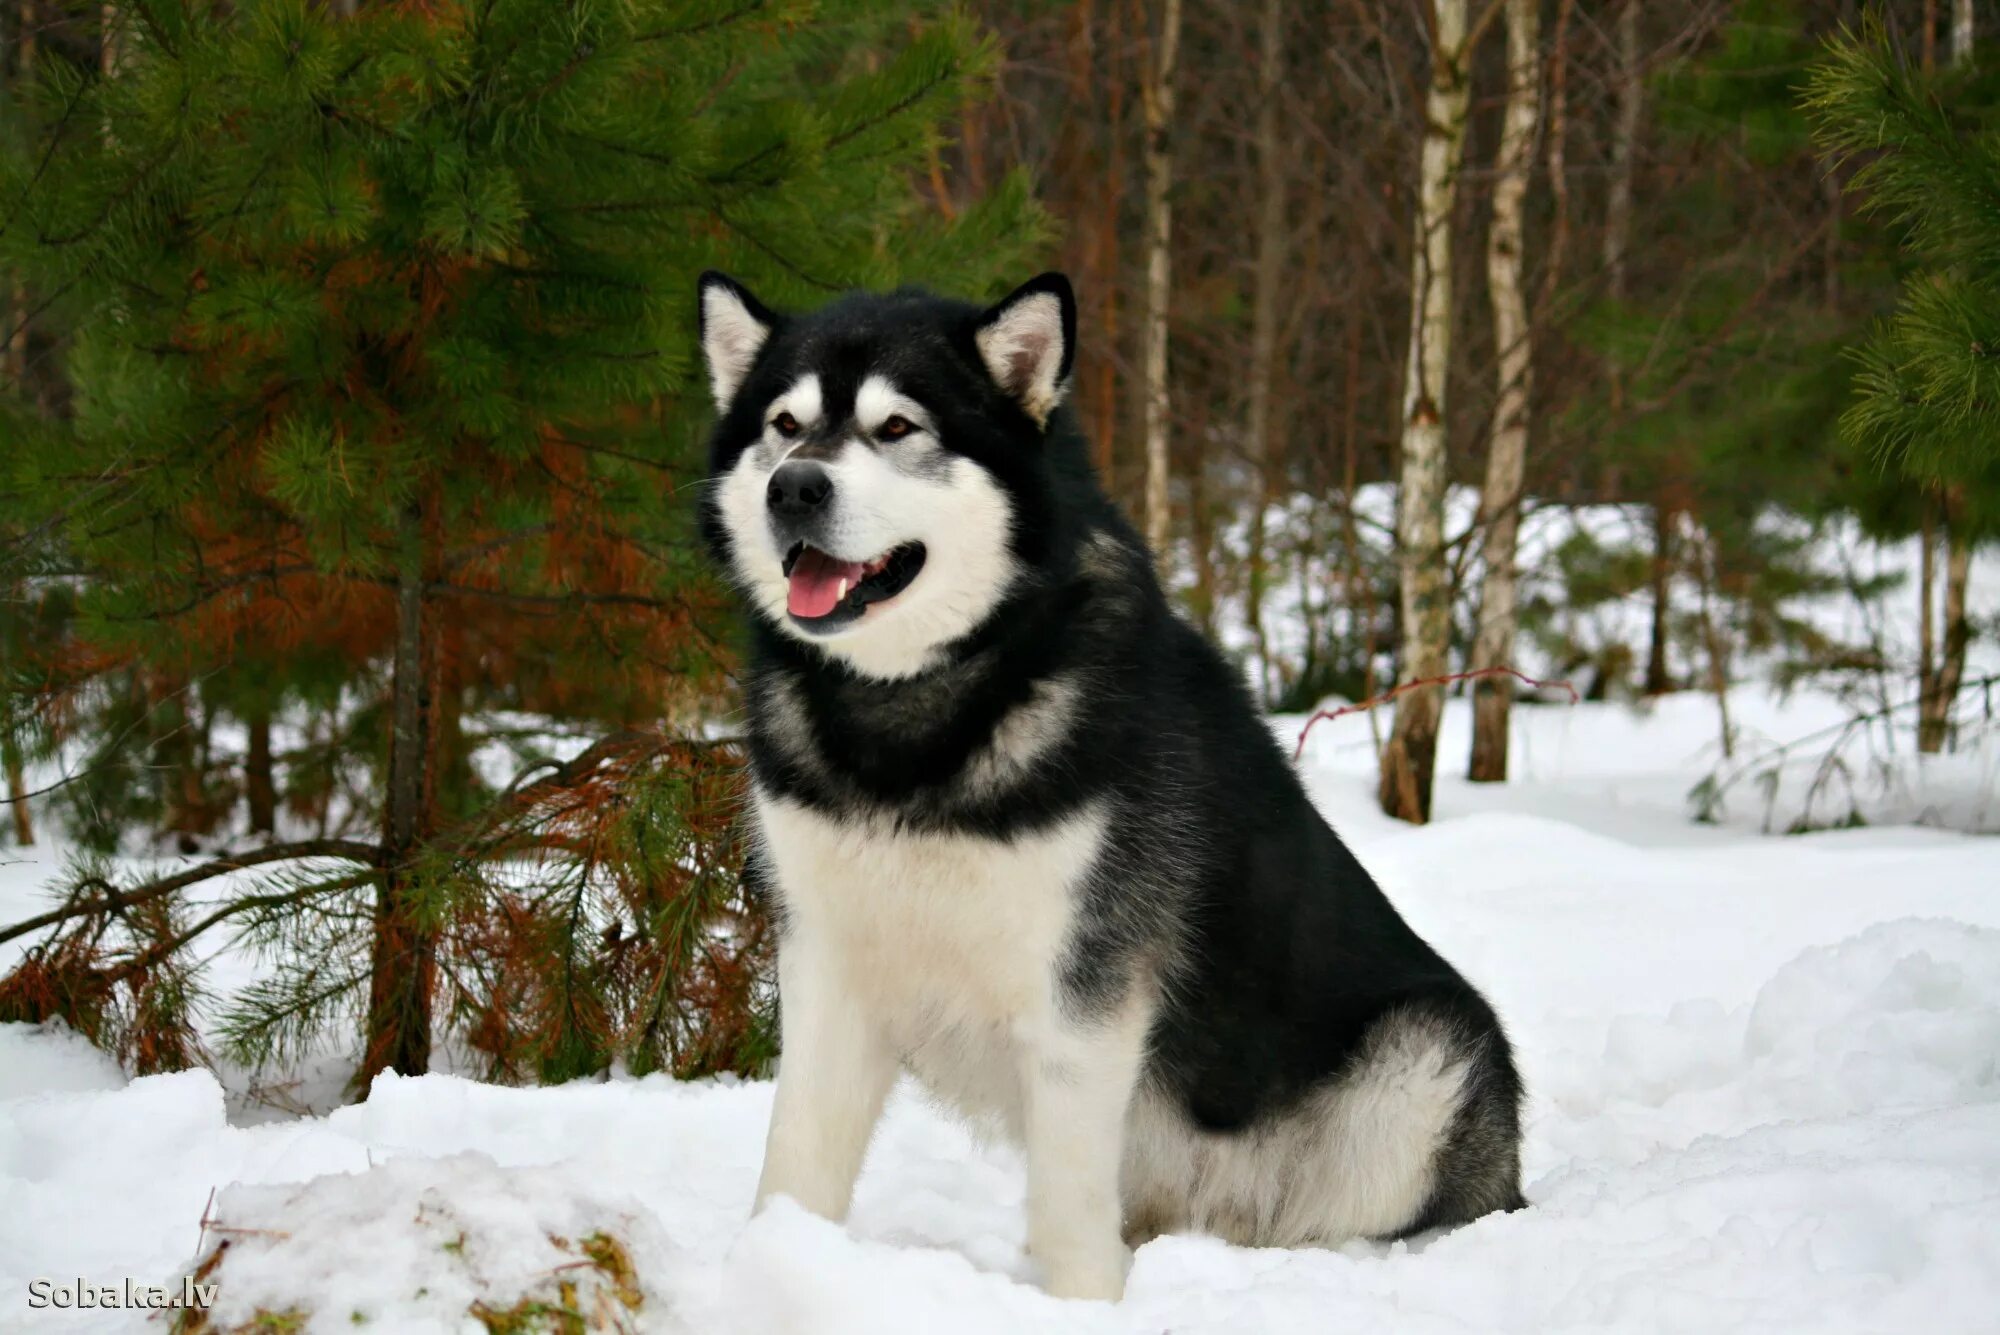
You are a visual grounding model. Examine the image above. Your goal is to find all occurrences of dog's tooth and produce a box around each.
[837,578,850,601]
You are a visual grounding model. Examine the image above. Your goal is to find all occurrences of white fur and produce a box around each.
[715,385,1020,681]
[1120,1013,1466,1247]
[964,673,1081,795]
[854,374,936,437]
[701,282,772,409]
[752,790,1141,1299]
[766,372,823,431]
[976,291,1067,425]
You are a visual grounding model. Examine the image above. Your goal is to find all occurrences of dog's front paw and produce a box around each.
[1040,1241,1130,1302]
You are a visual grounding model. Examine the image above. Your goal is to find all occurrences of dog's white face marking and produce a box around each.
[766,372,823,437]
[715,370,1020,681]
[852,374,934,438]
[700,281,772,409]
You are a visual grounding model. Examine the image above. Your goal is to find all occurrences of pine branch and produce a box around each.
[104,873,374,988]
[0,840,382,949]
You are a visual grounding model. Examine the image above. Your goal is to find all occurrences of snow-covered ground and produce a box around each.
[3,691,1999,1332]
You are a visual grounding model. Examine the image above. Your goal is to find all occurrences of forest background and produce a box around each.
[1,0,1993,1093]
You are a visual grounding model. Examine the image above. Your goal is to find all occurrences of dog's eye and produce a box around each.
[772,412,800,438]
[879,415,916,441]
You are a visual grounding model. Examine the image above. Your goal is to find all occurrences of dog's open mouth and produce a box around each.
[782,541,927,626]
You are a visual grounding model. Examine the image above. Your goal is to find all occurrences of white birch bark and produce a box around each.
[1468,0,1541,784]
[1378,0,1473,824]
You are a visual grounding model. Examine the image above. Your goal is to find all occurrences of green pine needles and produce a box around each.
[0,0,1047,1090]
[1806,14,2000,497]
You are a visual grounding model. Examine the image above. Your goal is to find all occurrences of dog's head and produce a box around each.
[698,272,1076,680]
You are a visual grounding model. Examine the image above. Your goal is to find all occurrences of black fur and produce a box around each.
[703,276,1526,1239]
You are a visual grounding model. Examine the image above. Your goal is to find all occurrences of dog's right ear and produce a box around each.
[698,271,778,412]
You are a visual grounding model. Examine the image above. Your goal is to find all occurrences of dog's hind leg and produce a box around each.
[755,941,898,1222]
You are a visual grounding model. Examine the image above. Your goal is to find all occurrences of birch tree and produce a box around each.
[1378,0,1474,824]
[1468,0,1540,783]
[1140,0,1180,560]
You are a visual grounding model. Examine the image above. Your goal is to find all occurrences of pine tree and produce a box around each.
[1808,12,1998,754]
[0,0,1044,1088]
[1558,1,1874,738]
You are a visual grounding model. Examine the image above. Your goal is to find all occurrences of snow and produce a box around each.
[4,691,2000,1332]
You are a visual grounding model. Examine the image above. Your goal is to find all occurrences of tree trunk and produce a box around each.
[1693,530,1734,760]
[1603,0,1641,303]
[99,2,119,75]
[1922,494,1973,754]
[362,499,438,1086]
[1340,307,1382,759]
[3,579,30,845]
[1610,0,1676,693]
[3,743,29,847]
[1535,0,1574,317]
[1244,0,1286,702]
[1139,0,1180,561]
[245,706,276,837]
[1928,531,1973,752]
[4,11,32,848]
[1469,0,1540,784]
[6,0,31,402]
[1917,498,1942,752]
[1920,0,1979,756]
[1644,499,1676,694]
[1093,0,1127,484]
[1379,0,1473,825]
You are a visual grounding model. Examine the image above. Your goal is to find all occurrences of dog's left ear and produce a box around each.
[975,273,1076,428]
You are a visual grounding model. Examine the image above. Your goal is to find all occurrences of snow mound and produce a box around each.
[0,1021,127,1100]
[1743,919,2000,1114]
[1598,916,2000,1111]
[187,1152,671,1332]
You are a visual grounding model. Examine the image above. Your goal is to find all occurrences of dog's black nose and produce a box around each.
[767,461,834,518]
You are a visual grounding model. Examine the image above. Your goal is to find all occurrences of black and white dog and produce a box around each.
[698,271,1525,1300]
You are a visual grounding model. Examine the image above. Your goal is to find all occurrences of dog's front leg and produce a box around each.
[1019,1022,1146,1301]
[755,939,897,1221]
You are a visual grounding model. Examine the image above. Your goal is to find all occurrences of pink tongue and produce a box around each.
[788,548,868,618]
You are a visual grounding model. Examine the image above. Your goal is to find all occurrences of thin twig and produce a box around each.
[1294,666,1579,762]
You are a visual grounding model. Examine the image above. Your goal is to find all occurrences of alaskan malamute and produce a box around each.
[698,271,1525,1300]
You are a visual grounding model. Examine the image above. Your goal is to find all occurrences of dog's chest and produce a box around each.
[755,790,1106,1060]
